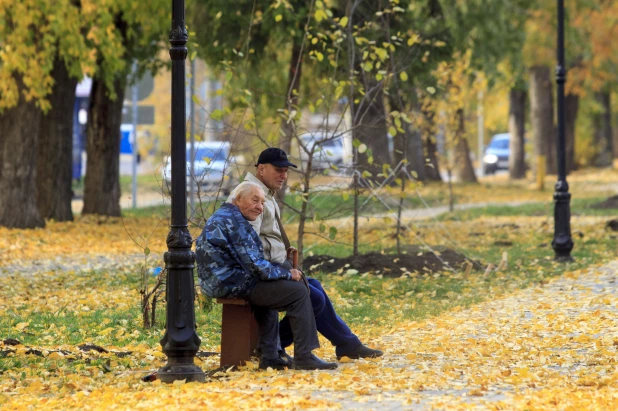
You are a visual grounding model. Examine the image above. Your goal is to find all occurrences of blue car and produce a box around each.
[483,133,510,175]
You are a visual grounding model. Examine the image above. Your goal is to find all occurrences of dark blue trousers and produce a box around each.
[279,277,361,351]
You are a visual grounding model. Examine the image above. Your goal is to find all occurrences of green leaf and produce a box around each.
[388,126,397,136]
[375,48,388,61]
[315,9,328,22]
[329,226,337,240]
[319,223,326,233]
[211,109,224,121]
[407,35,418,46]
[426,86,436,95]
[400,72,408,81]
[144,247,150,256]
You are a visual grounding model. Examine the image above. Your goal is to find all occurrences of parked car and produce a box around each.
[162,141,235,195]
[483,133,511,175]
[298,131,350,171]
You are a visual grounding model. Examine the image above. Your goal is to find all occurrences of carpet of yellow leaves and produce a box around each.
[1,168,617,410]
[3,262,618,410]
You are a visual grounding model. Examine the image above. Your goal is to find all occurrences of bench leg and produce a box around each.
[220,304,259,367]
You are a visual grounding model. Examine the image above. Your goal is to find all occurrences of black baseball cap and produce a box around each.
[255,148,297,168]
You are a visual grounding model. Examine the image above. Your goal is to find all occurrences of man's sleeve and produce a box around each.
[239,240,291,281]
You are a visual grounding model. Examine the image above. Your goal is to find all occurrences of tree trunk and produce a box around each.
[352,77,390,180]
[453,109,477,183]
[424,136,442,181]
[37,56,77,221]
[529,66,554,177]
[280,41,302,156]
[593,91,613,167]
[405,127,426,181]
[508,88,526,179]
[390,96,425,181]
[82,77,125,216]
[0,82,45,228]
[420,107,442,181]
[614,102,618,168]
[565,93,579,172]
[277,40,303,205]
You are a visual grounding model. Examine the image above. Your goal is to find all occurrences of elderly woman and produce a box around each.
[195,182,337,371]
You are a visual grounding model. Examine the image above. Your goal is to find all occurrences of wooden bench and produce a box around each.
[216,298,258,367]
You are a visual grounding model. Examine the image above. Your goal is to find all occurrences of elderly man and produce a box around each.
[243,148,383,361]
[196,182,337,371]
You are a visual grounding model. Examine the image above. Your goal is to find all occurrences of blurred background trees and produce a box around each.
[1,0,618,228]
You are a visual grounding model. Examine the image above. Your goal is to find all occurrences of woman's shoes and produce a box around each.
[336,344,383,360]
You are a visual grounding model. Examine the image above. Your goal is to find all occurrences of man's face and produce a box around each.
[257,164,288,191]
[235,188,265,221]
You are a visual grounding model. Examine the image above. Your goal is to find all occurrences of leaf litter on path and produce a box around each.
[3,261,618,409]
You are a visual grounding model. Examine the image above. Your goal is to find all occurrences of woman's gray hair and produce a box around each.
[228,181,264,203]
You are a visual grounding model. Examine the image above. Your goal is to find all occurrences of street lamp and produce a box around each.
[552,0,574,262]
[157,0,205,383]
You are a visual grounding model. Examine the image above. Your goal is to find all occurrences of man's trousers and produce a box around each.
[279,277,362,351]
[247,279,319,360]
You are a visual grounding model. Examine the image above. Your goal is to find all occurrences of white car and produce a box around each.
[298,131,351,172]
[163,141,235,195]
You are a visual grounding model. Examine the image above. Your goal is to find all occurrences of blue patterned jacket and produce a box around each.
[196,202,292,299]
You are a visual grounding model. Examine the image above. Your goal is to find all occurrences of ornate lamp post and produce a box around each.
[157,0,205,383]
[552,0,574,262]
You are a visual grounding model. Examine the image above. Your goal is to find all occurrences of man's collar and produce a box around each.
[221,202,248,221]
[245,172,275,196]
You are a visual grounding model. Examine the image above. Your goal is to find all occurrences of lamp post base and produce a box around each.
[158,359,205,383]
[552,181,573,262]
[553,252,574,263]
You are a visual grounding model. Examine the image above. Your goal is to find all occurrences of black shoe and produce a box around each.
[293,354,338,370]
[259,356,290,370]
[336,344,383,360]
[254,349,293,365]
[279,349,294,364]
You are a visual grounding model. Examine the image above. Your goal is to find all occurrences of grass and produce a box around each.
[437,196,615,221]
[72,174,164,198]
[1,221,615,378]
[3,170,617,378]
[284,190,448,223]
[119,189,445,223]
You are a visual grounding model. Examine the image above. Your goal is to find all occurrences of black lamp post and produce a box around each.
[157,0,205,383]
[552,0,574,262]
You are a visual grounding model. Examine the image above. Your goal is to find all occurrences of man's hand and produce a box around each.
[290,269,302,281]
